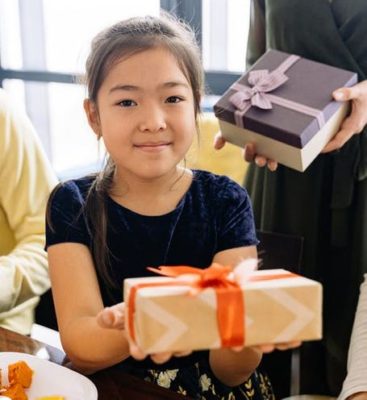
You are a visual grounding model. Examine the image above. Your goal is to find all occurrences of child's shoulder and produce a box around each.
[51,175,96,203]
[192,169,248,197]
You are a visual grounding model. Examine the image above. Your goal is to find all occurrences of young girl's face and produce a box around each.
[87,46,197,182]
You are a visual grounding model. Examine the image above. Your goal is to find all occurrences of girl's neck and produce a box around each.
[110,167,193,216]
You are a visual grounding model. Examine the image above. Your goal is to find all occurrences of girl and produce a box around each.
[46,13,276,400]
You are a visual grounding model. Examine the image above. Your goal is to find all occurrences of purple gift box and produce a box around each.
[213,49,357,171]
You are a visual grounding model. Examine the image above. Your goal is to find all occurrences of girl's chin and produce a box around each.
[133,166,179,180]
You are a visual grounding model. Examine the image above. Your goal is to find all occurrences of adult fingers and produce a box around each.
[267,159,278,171]
[333,81,366,102]
[243,143,278,171]
[243,143,256,162]
[213,132,226,150]
[322,127,354,153]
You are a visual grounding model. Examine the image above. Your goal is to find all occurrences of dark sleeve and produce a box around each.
[216,178,259,252]
[46,181,91,248]
[246,0,266,68]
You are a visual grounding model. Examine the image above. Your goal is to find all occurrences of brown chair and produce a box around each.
[256,230,304,400]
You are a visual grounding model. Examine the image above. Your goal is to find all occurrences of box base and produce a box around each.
[218,103,349,172]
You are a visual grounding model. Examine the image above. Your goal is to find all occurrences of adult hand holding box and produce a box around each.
[124,263,322,354]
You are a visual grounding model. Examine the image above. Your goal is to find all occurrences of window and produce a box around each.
[0,0,250,174]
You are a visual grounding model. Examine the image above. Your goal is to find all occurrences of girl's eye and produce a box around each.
[118,99,137,107]
[166,96,183,104]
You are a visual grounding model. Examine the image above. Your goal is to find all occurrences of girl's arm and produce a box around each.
[48,242,130,374]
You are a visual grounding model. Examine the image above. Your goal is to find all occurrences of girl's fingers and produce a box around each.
[276,341,302,350]
[150,352,173,364]
[129,342,147,360]
[254,341,302,353]
[172,350,192,357]
[97,304,125,329]
[257,344,276,353]
[231,346,245,352]
[96,307,114,328]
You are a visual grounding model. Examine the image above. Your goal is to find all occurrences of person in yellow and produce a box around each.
[0,88,57,334]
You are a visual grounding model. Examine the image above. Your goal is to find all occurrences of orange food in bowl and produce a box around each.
[1,382,28,400]
[8,362,33,389]
[1,360,65,400]
[0,361,33,400]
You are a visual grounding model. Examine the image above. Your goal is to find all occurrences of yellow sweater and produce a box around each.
[0,89,58,334]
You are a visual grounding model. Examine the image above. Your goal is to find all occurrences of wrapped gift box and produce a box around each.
[213,49,357,171]
[124,267,322,354]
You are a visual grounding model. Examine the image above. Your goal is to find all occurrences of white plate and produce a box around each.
[0,352,98,400]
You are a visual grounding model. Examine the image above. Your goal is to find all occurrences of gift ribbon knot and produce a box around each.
[229,54,326,129]
[230,69,289,111]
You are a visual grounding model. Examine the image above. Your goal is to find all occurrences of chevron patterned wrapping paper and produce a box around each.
[124,269,322,354]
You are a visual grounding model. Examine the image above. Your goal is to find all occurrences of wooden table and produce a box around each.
[0,327,189,399]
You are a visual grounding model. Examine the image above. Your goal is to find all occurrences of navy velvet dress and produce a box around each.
[46,169,274,399]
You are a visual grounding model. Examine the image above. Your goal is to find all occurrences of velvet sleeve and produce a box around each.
[215,177,258,253]
[46,180,91,248]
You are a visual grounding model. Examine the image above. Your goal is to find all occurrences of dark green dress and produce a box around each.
[245,0,367,396]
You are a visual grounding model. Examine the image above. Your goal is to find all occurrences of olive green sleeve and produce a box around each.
[246,0,266,68]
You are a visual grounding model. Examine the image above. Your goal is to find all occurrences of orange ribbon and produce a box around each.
[127,263,297,348]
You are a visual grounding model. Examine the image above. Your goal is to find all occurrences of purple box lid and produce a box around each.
[213,50,357,148]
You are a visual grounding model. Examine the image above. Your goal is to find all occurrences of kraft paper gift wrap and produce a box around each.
[214,49,357,172]
[124,264,322,354]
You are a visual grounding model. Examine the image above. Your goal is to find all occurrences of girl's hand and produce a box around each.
[214,132,278,171]
[255,341,301,353]
[97,303,125,330]
[96,303,192,363]
[230,341,301,354]
[322,80,367,153]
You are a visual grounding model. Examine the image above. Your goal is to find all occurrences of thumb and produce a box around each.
[333,85,360,101]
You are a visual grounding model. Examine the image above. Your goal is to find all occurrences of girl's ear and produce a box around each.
[84,99,101,137]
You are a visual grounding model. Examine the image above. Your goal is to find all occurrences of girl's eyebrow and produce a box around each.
[109,84,139,93]
[109,81,190,93]
[162,81,190,89]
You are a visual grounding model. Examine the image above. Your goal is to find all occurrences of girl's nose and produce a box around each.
[139,106,167,132]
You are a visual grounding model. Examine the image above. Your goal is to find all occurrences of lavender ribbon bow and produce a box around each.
[229,69,289,111]
[229,54,326,129]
